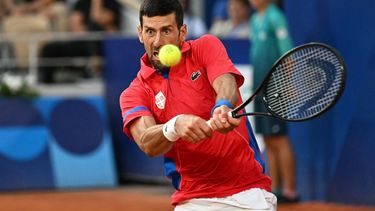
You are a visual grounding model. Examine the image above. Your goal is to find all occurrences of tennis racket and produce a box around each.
[230,42,346,122]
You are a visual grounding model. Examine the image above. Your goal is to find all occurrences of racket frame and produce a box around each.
[230,42,347,122]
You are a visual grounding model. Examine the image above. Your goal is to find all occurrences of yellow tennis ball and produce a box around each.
[158,44,181,67]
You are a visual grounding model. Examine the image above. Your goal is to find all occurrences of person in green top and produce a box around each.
[249,0,299,203]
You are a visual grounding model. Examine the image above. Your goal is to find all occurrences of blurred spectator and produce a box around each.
[0,1,7,27]
[179,0,207,38]
[209,0,250,38]
[211,0,228,26]
[68,0,122,33]
[249,0,298,203]
[2,0,67,31]
[210,0,281,28]
[1,0,69,70]
[118,0,140,36]
[39,0,122,83]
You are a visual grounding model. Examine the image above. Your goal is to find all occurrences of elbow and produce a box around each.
[140,142,160,158]
[142,146,158,157]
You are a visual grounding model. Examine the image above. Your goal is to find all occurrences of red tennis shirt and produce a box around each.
[120,35,271,205]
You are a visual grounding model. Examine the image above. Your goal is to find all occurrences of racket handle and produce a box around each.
[206,111,233,128]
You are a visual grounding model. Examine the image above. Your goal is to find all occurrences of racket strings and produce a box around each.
[277,51,340,118]
[280,49,341,118]
[265,46,344,120]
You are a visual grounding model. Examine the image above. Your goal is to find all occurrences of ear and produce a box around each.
[179,24,187,42]
[137,25,144,43]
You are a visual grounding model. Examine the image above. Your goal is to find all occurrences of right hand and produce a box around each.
[208,105,241,133]
[175,114,212,144]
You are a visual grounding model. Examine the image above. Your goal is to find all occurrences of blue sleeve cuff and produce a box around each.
[211,99,233,116]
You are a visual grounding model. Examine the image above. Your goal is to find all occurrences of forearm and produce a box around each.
[130,116,174,157]
[209,73,241,132]
[213,74,238,106]
[138,124,174,157]
[130,114,212,156]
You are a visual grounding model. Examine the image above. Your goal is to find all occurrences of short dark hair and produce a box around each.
[139,0,184,28]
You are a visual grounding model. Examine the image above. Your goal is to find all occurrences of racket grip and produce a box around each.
[206,111,233,128]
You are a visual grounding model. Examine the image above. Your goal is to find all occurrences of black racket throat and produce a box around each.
[231,93,276,119]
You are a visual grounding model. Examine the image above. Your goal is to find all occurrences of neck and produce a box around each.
[257,3,269,14]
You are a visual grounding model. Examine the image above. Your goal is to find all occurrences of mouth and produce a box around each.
[153,50,160,61]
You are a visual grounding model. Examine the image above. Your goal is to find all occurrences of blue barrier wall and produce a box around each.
[284,0,375,205]
[104,38,166,181]
[0,97,117,190]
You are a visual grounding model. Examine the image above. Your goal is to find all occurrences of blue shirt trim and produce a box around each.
[123,106,149,122]
[245,116,266,173]
[164,157,181,190]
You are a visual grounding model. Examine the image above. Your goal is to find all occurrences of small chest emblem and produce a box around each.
[191,70,201,81]
[155,91,166,109]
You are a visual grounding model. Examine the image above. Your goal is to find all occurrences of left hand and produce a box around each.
[208,105,241,133]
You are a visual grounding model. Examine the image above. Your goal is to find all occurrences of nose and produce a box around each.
[153,32,165,49]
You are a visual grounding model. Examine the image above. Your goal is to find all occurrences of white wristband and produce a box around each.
[162,115,182,142]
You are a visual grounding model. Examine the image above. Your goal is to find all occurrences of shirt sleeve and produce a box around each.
[194,35,244,87]
[119,78,153,139]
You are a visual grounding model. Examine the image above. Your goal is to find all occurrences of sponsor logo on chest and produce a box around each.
[155,91,166,109]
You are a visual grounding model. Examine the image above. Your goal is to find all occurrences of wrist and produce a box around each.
[162,115,182,142]
[211,99,233,116]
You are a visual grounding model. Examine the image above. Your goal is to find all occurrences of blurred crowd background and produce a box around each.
[0,0,280,85]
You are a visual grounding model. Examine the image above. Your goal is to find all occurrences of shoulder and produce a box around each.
[120,74,145,98]
[195,34,222,42]
[188,34,227,64]
[191,34,224,49]
[267,4,287,22]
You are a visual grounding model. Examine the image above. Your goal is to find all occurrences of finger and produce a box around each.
[202,122,213,137]
[227,115,241,126]
[212,117,225,129]
[219,111,229,122]
[185,131,200,143]
[192,126,211,140]
[222,120,232,130]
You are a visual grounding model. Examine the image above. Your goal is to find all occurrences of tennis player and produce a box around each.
[119,0,276,210]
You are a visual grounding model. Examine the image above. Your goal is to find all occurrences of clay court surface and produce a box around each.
[0,185,374,211]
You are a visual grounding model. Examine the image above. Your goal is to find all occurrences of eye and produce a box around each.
[145,29,155,36]
[163,28,172,35]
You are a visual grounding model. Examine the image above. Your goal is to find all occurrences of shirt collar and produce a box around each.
[139,41,191,79]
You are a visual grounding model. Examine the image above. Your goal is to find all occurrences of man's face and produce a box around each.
[138,13,187,69]
[228,0,249,24]
[250,0,268,11]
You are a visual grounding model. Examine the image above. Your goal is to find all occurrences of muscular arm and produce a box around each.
[210,73,241,131]
[212,73,238,106]
[130,114,212,157]
[129,116,174,157]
